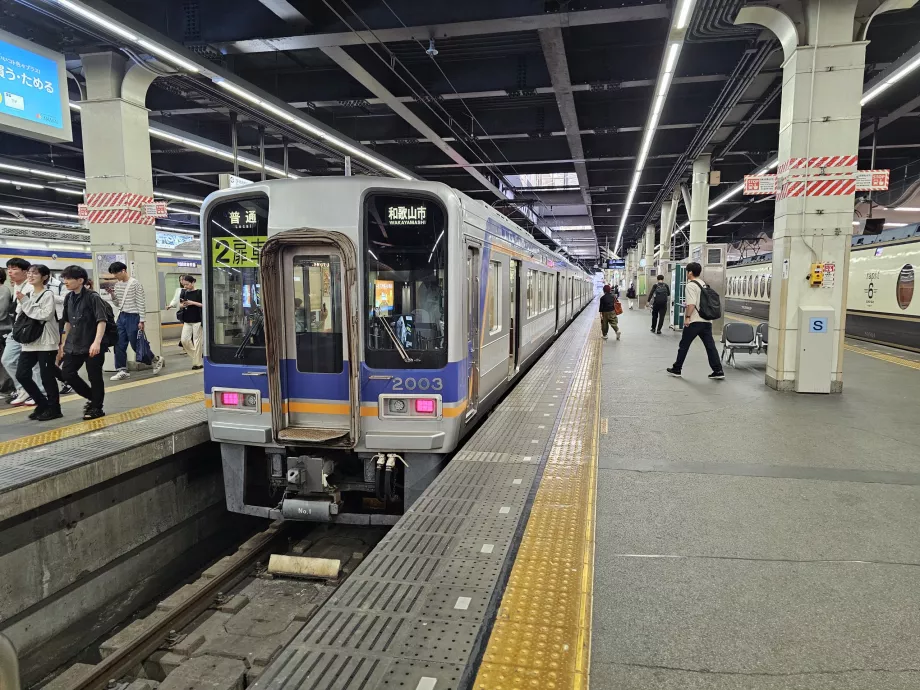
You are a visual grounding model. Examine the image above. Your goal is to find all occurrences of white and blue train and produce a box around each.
[200,178,593,522]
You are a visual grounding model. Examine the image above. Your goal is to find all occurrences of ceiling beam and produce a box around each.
[860,93,920,139]
[220,5,670,54]
[540,27,594,234]
[320,45,505,199]
[257,0,311,27]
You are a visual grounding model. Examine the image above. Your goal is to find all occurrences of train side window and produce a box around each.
[292,256,343,374]
[767,276,772,298]
[488,261,502,335]
[527,270,535,317]
[897,264,914,310]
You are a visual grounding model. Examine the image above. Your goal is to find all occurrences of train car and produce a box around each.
[724,224,920,351]
[0,238,203,339]
[200,177,592,523]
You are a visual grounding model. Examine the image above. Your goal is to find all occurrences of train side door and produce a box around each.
[555,274,562,332]
[509,259,521,377]
[466,243,481,419]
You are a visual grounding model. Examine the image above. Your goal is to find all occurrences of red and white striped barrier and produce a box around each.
[778,178,857,200]
[78,193,156,225]
[778,155,859,174]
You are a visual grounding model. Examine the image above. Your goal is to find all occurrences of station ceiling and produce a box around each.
[1,0,919,262]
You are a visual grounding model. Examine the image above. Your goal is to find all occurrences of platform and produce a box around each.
[253,302,920,690]
[0,345,205,523]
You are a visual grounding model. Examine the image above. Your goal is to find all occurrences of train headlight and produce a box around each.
[388,398,408,413]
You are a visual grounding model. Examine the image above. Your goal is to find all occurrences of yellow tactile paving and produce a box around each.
[728,312,920,371]
[0,391,204,456]
[474,334,602,690]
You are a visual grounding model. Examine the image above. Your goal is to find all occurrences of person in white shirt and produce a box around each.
[667,262,725,380]
[2,257,45,406]
[15,264,62,421]
[106,261,164,381]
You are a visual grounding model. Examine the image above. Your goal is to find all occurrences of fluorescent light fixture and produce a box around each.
[862,53,920,105]
[69,102,81,112]
[170,207,201,216]
[156,191,203,205]
[215,79,262,105]
[57,0,138,42]
[50,187,85,196]
[0,163,31,175]
[137,39,199,73]
[885,222,908,227]
[0,204,81,219]
[664,43,681,72]
[894,207,920,212]
[0,177,44,190]
[674,0,696,30]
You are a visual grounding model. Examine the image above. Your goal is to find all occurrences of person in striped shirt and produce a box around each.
[106,262,165,381]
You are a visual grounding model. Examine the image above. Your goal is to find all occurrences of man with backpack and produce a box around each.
[648,274,670,334]
[667,262,725,380]
[57,265,112,420]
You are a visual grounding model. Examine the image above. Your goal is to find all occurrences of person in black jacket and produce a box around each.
[648,274,670,334]
[598,285,620,341]
[626,282,637,309]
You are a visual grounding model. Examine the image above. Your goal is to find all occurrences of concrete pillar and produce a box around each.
[688,154,710,259]
[659,198,674,262]
[80,53,163,365]
[644,225,655,271]
[737,2,866,393]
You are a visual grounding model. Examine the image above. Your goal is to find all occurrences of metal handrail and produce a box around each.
[0,633,21,690]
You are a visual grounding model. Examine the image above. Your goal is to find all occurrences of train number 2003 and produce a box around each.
[392,377,443,392]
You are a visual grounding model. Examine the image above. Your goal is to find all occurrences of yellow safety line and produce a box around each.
[727,313,920,371]
[0,391,204,456]
[0,369,202,419]
[474,330,602,690]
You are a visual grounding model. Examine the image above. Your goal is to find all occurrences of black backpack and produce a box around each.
[690,280,722,320]
[11,291,52,344]
[651,283,670,305]
[99,297,118,348]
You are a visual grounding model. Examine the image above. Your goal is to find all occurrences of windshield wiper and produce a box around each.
[235,310,264,359]
[376,313,414,363]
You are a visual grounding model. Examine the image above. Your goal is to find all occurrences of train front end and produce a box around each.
[202,180,461,522]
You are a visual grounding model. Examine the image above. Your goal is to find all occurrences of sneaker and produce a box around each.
[9,390,29,406]
[650,328,655,333]
[83,407,105,420]
[36,407,63,422]
[656,330,662,335]
[602,335,608,340]
[24,398,36,407]
[110,370,130,381]
[60,384,73,395]
[616,331,621,340]
[28,406,46,420]
[192,365,203,370]
[709,371,726,380]
[667,367,682,377]
[152,356,165,375]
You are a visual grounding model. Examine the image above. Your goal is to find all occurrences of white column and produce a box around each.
[645,224,656,272]
[659,198,673,262]
[688,154,711,259]
[81,53,162,367]
[738,3,865,393]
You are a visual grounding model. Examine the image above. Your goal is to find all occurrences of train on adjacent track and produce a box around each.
[200,178,593,523]
[725,223,920,351]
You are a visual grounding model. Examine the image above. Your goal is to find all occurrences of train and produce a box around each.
[0,234,202,338]
[725,223,920,351]
[200,177,593,523]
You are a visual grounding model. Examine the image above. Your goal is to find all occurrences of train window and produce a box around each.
[163,273,184,309]
[364,193,447,369]
[488,261,502,335]
[897,264,914,310]
[527,270,535,317]
[292,256,343,374]
[205,194,269,365]
[761,276,767,297]
[767,276,772,298]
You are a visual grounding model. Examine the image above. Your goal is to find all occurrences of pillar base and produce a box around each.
[765,374,843,394]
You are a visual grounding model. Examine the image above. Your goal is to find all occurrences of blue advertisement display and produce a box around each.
[0,37,64,130]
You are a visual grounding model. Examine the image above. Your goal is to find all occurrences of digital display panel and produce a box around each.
[0,29,71,144]
[375,279,394,314]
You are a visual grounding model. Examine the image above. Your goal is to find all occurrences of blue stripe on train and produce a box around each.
[204,358,467,403]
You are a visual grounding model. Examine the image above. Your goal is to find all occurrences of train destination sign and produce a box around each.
[387,204,427,225]
[0,28,72,144]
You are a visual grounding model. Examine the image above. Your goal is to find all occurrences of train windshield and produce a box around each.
[206,195,269,365]
[363,193,447,369]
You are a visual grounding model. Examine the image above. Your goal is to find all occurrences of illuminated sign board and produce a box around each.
[0,28,72,144]
[387,204,427,225]
[606,259,626,269]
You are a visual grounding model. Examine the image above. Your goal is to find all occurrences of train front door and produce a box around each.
[466,243,481,420]
[259,233,359,447]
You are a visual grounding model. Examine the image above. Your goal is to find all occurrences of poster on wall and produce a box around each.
[95,252,125,305]
[375,280,394,315]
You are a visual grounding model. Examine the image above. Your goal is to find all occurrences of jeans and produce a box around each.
[17,350,60,410]
[673,321,723,373]
[651,303,667,332]
[600,312,619,337]
[1,335,44,396]
[115,312,157,370]
[181,321,203,367]
[61,352,105,409]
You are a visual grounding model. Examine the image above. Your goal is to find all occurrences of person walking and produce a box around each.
[14,264,62,421]
[0,268,14,396]
[598,285,621,341]
[58,265,109,420]
[648,274,670,334]
[106,261,164,380]
[626,282,637,309]
[167,275,203,370]
[667,262,725,379]
[2,258,44,406]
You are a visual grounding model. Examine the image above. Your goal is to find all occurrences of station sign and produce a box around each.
[0,28,72,144]
[606,259,625,269]
[744,174,777,195]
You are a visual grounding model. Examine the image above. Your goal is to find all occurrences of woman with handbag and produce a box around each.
[14,264,61,421]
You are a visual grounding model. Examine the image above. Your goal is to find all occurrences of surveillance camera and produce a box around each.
[426,39,438,57]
